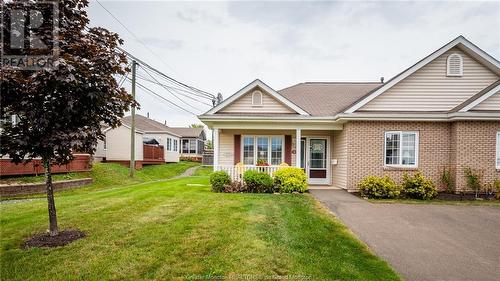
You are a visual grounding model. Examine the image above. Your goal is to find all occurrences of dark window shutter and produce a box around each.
[234,135,241,164]
[285,135,292,165]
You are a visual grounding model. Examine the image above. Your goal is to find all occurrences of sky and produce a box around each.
[87,0,500,127]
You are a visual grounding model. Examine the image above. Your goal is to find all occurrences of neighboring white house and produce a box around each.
[96,114,182,166]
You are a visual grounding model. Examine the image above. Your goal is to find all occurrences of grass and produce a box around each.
[1,161,200,199]
[0,166,400,281]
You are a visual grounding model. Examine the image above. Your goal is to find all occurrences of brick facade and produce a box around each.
[450,121,500,191]
[343,121,500,192]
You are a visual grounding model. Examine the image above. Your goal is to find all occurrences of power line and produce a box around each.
[117,47,215,100]
[138,65,203,112]
[124,77,200,116]
[136,73,214,101]
[136,68,212,107]
[95,0,181,77]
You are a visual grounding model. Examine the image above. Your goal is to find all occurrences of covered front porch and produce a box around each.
[212,124,346,188]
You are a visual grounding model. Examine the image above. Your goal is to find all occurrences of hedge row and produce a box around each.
[210,167,307,193]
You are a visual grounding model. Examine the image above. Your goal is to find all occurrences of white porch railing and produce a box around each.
[215,165,282,182]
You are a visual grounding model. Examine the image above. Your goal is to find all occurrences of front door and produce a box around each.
[301,137,329,185]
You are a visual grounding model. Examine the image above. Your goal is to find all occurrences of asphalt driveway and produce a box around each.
[310,189,500,281]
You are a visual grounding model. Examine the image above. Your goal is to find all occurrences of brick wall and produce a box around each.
[451,121,500,191]
[344,120,500,192]
[0,178,93,197]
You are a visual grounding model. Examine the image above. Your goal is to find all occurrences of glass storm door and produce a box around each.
[307,138,328,185]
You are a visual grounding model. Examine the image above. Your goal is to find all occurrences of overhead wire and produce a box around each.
[124,77,200,116]
[137,66,212,107]
[95,0,182,78]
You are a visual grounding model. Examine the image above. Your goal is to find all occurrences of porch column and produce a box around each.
[213,128,219,170]
[295,128,301,168]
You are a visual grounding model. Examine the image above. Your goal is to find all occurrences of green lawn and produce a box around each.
[1,161,200,199]
[1,166,400,281]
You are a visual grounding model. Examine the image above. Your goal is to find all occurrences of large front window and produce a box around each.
[243,137,254,165]
[384,131,418,167]
[242,136,283,165]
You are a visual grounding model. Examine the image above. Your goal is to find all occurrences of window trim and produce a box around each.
[384,131,419,168]
[496,131,500,169]
[241,135,285,166]
[251,90,263,107]
[446,53,463,77]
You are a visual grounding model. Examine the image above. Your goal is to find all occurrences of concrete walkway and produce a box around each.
[310,189,500,281]
[170,166,200,179]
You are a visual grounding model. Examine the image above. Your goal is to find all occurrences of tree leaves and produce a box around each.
[1,0,134,164]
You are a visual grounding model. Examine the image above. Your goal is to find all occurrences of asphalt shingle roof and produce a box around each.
[278,82,382,116]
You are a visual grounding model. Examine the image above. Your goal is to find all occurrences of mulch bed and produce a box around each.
[436,193,498,201]
[22,230,86,249]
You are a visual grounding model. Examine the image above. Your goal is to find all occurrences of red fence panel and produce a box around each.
[143,145,164,161]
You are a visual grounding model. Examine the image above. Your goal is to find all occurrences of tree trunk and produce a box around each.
[44,159,59,236]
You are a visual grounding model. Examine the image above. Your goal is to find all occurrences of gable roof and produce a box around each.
[205,79,310,116]
[344,36,500,113]
[278,82,382,116]
[167,127,205,138]
[120,115,181,137]
[450,79,500,112]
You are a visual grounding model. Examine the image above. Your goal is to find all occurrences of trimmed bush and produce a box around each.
[358,175,400,199]
[243,170,274,193]
[210,171,231,192]
[402,172,437,200]
[274,167,307,193]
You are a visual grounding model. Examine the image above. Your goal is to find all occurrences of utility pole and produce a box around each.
[130,60,137,177]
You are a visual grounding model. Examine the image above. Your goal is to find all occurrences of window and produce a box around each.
[447,53,463,76]
[173,139,178,152]
[384,131,418,167]
[182,139,190,153]
[257,137,269,163]
[166,138,172,151]
[496,132,500,169]
[197,139,204,155]
[243,137,254,165]
[242,136,284,165]
[103,139,107,150]
[271,137,283,165]
[251,90,263,106]
[189,139,196,154]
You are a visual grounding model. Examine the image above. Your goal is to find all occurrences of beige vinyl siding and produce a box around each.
[331,130,347,189]
[472,91,500,111]
[219,87,296,114]
[218,132,234,165]
[105,126,143,161]
[360,48,499,111]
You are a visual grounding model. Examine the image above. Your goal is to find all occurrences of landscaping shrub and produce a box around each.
[243,170,274,193]
[274,167,307,193]
[224,181,245,193]
[463,167,482,198]
[210,171,231,192]
[402,172,437,200]
[440,167,454,193]
[358,175,400,199]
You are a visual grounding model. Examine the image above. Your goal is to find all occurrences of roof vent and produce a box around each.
[380,77,384,83]
[447,53,463,77]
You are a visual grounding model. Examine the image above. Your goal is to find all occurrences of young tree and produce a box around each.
[1,0,134,236]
